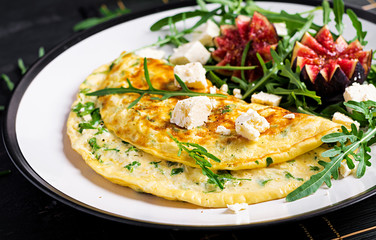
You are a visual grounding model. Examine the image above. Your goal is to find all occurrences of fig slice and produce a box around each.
[212,12,279,81]
[292,25,373,102]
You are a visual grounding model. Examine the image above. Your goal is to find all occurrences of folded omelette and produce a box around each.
[67,62,334,207]
[96,53,340,170]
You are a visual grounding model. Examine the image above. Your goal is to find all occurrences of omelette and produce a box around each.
[96,53,340,170]
[67,63,331,207]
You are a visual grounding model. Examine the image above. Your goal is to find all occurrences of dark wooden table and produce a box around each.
[1,0,376,239]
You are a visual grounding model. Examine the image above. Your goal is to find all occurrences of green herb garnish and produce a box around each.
[124,161,141,173]
[310,166,320,171]
[285,171,303,181]
[87,58,226,108]
[168,133,224,190]
[171,167,184,176]
[266,157,273,167]
[286,101,376,202]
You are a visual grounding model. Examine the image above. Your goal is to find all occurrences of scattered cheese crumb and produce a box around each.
[136,47,165,59]
[170,96,212,130]
[216,125,231,135]
[209,86,218,94]
[82,114,92,122]
[233,88,242,99]
[339,160,352,178]
[220,84,228,93]
[210,98,218,108]
[169,41,211,65]
[251,91,282,106]
[235,109,270,141]
[339,159,358,178]
[174,62,207,89]
[283,113,295,119]
[344,83,376,112]
[332,112,360,129]
[273,22,288,36]
[227,203,249,213]
[192,20,220,46]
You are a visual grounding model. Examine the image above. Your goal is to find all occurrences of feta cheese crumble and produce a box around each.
[227,203,249,213]
[235,109,270,141]
[170,96,212,130]
[174,62,207,89]
[220,84,228,93]
[283,113,295,119]
[192,20,220,47]
[216,125,231,135]
[209,86,218,94]
[233,88,242,99]
[273,22,288,36]
[251,91,282,106]
[136,47,165,59]
[339,159,358,178]
[332,112,360,129]
[343,83,376,112]
[169,41,211,65]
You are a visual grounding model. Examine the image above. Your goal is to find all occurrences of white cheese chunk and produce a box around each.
[227,203,249,213]
[170,96,212,130]
[273,22,288,36]
[209,86,218,94]
[235,109,270,141]
[251,91,282,106]
[283,113,295,119]
[339,160,352,178]
[192,20,220,47]
[233,88,242,99]
[174,62,207,89]
[82,114,92,122]
[344,83,376,112]
[136,47,165,59]
[332,112,360,129]
[169,41,211,65]
[216,125,231,135]
[220,84,228,93]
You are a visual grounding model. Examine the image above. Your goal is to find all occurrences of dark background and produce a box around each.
[1,0,376,239]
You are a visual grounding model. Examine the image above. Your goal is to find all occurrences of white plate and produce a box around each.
[4,1,376,229]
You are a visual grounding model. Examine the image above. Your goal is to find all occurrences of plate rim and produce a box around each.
[3,0,376,230]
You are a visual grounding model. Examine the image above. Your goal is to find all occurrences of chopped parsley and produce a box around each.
[171,167,184,176]
[124,161,141,172]
[285,171,304,181]
[258,179,272,186]
[310,166,321,171]
[266,157,273,167]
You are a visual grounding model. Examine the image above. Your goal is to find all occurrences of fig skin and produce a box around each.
[292,25,372,103]
[212,12,279,82]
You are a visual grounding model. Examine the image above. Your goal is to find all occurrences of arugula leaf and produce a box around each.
[333,0,344,35]
[346,9,368,45]
[242,15,314,99]
[286,100,376,202]
[322,0,331,25]
[168,132,224,190]
[87,58,226,107]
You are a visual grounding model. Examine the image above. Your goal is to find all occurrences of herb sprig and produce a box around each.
[87,58,226,108]
[286,101,376,202]
[168,133,224,190]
